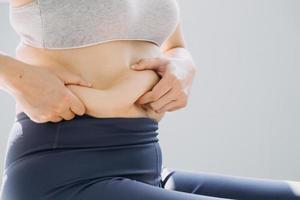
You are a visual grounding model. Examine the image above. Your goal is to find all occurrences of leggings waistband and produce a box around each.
[15,111,158,124]
[6,112,160,168]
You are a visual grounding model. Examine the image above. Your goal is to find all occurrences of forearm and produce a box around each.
[0,53,12,84]
[0,53,27,95]
[162,47,197,74]
[164,47,197,94]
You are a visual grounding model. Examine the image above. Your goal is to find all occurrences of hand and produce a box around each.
[130,56,196,113]
[11,64,92,123]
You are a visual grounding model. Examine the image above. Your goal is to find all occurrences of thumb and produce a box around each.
[130,58,168,71]
[62,71,93,87]
[67,90,86,116]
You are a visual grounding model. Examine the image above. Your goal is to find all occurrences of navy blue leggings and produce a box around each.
[1,112,299,200]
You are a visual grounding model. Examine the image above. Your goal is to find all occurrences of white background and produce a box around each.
[0,0,299,186]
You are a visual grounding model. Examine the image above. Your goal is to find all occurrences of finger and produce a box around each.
[50,116,64,123]
[137,75,173,104]
[60,108,76,121]
[131,57,169,71]
[140,104,150,111]
[64,72,93,87]
[157,100,181,113]
[149,89,178,112]
[30,117,48,124]
[67,91,86,116]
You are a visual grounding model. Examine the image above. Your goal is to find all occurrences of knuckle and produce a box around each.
[180,98,188,107]
[179,90,187,98]
[54,104,65,114]
[29,114,39,121]
[42,111,58,120]
[168,74,177,83]
[77,110,85,116]
[150,94,159,101]
[51,118,62,123]
[78,104,86,112]
[172,77,180,85]
[170,107,178,111]
[40,114,49,121]
[74,106,85,115]
[182,91,189,100]
[32,118,44,123]
[150,91,158,100]
[171,90,180,100]
[32,112,60,123]
[65,114,75,120]
[149,102,158,110]
[47,113,57,120]
[36,116,48,123]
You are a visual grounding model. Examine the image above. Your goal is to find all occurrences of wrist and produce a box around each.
[163,47,197,76]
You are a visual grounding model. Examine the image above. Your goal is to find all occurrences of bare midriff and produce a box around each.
[14,40,166,122]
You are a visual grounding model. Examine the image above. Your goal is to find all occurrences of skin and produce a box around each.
[0,0,197,123]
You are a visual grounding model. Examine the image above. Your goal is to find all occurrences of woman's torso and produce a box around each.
[9,0,180,122]
[14,40,166,121]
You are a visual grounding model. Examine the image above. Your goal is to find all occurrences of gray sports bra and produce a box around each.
[9,0,180,49]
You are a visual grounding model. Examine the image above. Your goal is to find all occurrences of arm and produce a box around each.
[0,52,25,94]
[0,51,93,122]
[160,22,197,77]
[66,69,160,117]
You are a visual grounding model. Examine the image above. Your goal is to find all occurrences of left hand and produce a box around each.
[130,56,196,113]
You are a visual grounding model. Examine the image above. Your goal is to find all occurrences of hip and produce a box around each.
[4,112,162,169]
[1,112,163,199]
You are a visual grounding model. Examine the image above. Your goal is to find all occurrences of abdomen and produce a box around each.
[14,40,166,121]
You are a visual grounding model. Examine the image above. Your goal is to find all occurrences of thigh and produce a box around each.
[161,167,300,200]
[70,176,234,200]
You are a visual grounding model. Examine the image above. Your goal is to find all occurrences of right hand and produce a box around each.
[11,64,93,123]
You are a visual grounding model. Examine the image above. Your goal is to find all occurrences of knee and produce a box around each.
[284,180,300,197]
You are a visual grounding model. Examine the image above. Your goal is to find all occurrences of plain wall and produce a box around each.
[0,0,299,187]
